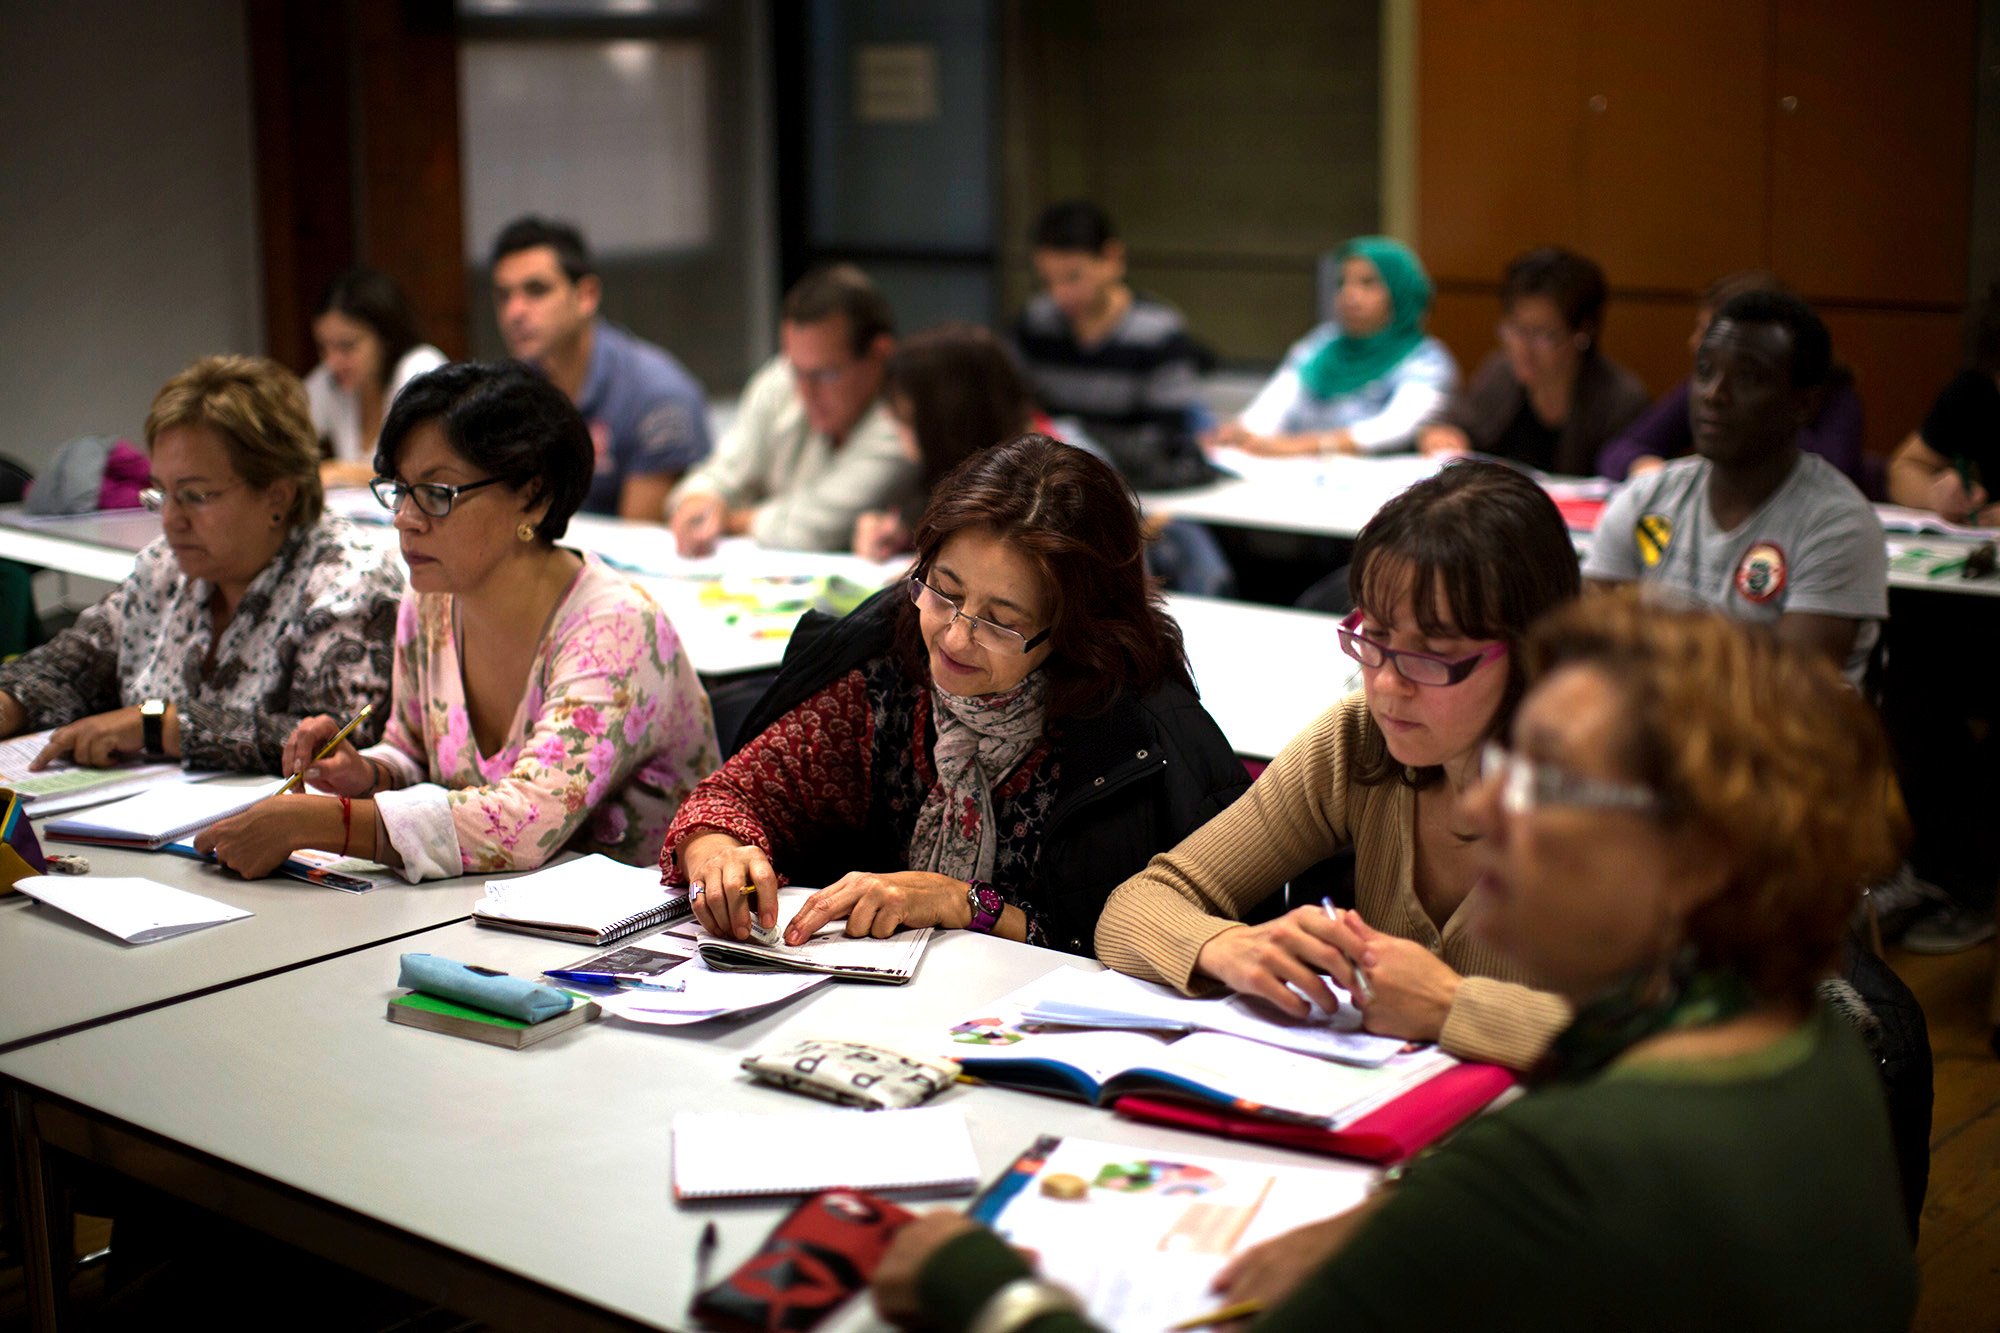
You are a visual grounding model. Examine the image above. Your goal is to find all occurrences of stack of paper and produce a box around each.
[14,875,252,944]
[670,1105,980,1200]
[673,887,931,984]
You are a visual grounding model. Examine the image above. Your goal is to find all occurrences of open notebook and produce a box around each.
[44,780,283,850]
[473,854,691,944]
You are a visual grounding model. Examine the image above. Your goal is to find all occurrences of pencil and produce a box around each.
[275,702,373,797]
[1167,1299,1263,1331]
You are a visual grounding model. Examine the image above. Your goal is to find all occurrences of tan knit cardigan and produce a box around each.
[1095,693,1570,1070]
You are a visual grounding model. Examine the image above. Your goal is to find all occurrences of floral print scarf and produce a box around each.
[907,670,1050,882]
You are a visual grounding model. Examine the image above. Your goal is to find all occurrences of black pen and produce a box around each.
[694,1220,718,1291]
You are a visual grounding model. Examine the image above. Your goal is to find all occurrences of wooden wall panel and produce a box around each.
[1820,309,1967,458]
[1415,0,1585,283]
[1599,296,1702,401]
[1578,0,1770,291]
[1770,0,1977,304]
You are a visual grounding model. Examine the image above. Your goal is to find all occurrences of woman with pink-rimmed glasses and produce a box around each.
[1096,459,1581,1070]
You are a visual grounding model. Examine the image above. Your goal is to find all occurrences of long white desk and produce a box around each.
[0,800,485,1055]
[1,918,1373,1332]
[1167,594,1355,760]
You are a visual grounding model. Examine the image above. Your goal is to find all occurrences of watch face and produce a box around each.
[141,700,166,718]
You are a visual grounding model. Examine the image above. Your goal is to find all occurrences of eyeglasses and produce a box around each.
[1479,741,1662,817]
[1497,320,1572,351]
[139,481,245,514]
[371,475,506,519]
[792,362,854,389]
[909,575,1051,655]
[1338,612,1506,687]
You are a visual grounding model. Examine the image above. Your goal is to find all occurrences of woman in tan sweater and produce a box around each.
[1095,460,1579,1068]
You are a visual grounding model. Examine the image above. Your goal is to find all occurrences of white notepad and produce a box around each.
[669,1105,981,1200]
[44,780,282,850]
[13,875,253,944]
[474,854,691,944]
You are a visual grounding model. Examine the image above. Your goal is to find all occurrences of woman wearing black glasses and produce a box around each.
[0,355,399,774]
[664,433,1246,957]
[198,362,719,880]
[1096,460,1580,1069]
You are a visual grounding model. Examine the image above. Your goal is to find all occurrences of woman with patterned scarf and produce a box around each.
[1208,235,1457,457]
[663,433,1249,958]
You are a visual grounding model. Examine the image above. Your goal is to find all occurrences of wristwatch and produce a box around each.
[965,879,1004,934]
[140,698,167,758]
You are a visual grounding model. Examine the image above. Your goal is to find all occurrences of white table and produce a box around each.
[1,919,1373,1332]
[0,804,485,1054]
[1165,594,1356,760]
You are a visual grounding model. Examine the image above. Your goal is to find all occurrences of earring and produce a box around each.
[517,521,536,543]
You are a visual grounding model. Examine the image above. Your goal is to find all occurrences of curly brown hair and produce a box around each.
[897,433,1193,718]
[1527,590,1907,1003]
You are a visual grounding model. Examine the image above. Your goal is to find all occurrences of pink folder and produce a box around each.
[1111,1061,1516,1164]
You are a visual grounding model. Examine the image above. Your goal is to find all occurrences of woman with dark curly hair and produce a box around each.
[664,433,1248,957]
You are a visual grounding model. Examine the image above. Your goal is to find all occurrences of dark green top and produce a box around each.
[922,1006,1916,1333]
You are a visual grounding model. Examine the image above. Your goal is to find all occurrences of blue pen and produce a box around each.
[542,968,685,992]
[1320,896,1375,1005]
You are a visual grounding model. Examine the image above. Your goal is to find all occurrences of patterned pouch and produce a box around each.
[741,1037,960,1110]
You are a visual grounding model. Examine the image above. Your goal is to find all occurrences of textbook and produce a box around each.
[948,970,1460,1131]
[386,990,599,1049]
[472,854,691,945]
[44,779,281,850]
[674,887,930,984]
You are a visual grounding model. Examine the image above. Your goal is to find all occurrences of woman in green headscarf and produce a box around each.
[1211,236,1457,457]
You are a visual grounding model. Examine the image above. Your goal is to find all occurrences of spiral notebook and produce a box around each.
[670,1106,982,1201]
[472,854,691,945]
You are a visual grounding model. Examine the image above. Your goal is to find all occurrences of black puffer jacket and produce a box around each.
[732,587,1250,956]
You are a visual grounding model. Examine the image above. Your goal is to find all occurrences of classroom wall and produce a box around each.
[0,0,262,473]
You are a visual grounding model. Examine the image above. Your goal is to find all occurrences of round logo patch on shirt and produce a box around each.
[1635,513,1673,568]
[1734,542,1789,604]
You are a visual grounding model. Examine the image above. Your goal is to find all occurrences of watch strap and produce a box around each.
[963,1278,1080,1333]
[965,880,1004,934]
[140,699,165,757]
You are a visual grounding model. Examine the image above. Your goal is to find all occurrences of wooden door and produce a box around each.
[1769,0,1976,304]
[1578,0,1771,292]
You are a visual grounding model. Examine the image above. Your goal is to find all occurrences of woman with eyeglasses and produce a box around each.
[663,433,1247,956]
[1416,246,1649,476]
[0,356,399,773]
[1096,460,1578,1069]
[196,361,719,880]
[874,593,1915,1333]
[1206,236,1455,457]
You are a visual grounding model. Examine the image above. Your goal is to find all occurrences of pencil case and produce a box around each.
[396,952,575,1023]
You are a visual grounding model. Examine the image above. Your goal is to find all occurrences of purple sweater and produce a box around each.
[1598,376,1869,492]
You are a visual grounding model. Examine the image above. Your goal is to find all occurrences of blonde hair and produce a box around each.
[144,355,323,528]
[1527,590,1906,1002]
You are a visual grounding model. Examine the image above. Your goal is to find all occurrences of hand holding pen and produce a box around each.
[279,704,377,797]
[1190,901,1372,1018]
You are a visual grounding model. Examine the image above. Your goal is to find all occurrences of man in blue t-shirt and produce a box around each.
[489,216,710,518]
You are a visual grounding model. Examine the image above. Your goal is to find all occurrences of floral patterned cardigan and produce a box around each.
[363,553,719,880]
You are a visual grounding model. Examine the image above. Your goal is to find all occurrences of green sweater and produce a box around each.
[921,1006,1915,1333]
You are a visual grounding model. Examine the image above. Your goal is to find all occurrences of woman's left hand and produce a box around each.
[31,706,143,769]
[193,795,321,878]
[1342,912,1463,1042]
[783,871,970,945]
[873,1211,985,1327]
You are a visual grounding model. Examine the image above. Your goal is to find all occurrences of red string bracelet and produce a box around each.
[339,796,353,857]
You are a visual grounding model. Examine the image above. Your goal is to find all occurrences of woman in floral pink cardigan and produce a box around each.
[200,362,718,880]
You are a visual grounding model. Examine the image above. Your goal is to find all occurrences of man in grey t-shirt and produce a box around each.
[1583,290,1886,684]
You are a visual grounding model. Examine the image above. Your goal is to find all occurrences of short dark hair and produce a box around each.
[898,434,1193,719]
[885,323,1034,492]
[489,215,595,283]
[1348,460,1581,788]
[373,361,593,543]
[1500,246,1609,340]
[1710,289,1832,390]
[1032,200,1117,254]
[315,267,426,393]
[1701,269,1787,312]
[781,264,895,356]
[1969,280,2000,376]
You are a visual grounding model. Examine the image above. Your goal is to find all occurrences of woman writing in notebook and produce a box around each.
[0,355,399,774]
[875,595,1917,1332]
[1206,235,1455,457]
[665,434,1247,957]
[197,361,719,880]
[1096,461,1577,1071]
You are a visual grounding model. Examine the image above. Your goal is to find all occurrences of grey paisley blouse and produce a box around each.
[0,513,401,773]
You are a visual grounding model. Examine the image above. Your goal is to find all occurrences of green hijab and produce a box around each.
[1299,236,1435,401]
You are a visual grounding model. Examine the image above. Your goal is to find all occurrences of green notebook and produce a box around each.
[386,990,598,1049]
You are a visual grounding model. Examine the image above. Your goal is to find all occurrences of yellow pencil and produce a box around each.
[275,702,373,797]
[1167,1299,1263,1331]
